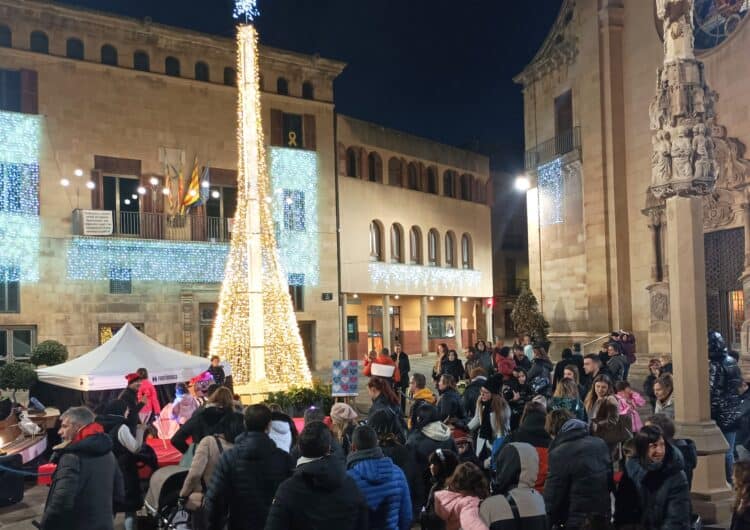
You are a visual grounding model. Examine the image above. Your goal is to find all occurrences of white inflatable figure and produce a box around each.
[19,411,41,436]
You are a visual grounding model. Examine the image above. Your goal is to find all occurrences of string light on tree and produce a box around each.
[209,9,312,392]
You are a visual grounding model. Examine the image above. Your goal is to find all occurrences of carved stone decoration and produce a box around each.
[649,0,719,200]
[647,282,671,323]
[711,124,750,190]
[702,189,736,230]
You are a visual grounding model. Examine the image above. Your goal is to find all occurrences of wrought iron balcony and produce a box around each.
[524,126,581,170]
[72,209,232,242]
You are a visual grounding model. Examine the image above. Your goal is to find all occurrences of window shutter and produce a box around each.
[20,69,38,114]
[90,169,103,209]
[270,109,284,146]
[303,114,316,150]
[337,142,347,177]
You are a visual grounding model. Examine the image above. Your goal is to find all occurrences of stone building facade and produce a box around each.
[0,0,494,369]
[516,0,750,360]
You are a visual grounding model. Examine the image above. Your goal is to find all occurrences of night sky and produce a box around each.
[56,0,562,174]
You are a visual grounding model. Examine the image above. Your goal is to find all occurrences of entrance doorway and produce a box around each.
[298,321,315,371]
[705,228,744,350]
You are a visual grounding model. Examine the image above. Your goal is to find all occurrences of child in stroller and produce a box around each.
[144,466,190,529]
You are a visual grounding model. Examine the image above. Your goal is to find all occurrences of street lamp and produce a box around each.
[514,175,531,192]
[59,168,94,209]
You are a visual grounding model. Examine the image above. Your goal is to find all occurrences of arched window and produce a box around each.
[445,231,456,268]
[461,233,473,269]
[224,67,236,86]
[407,162,419,190]
[409,226,422,265]
[277,77,289,95]
[134,51,150,72]
[165,56,180,77]
[367,152,382,183]
[101,44,118,66]
[370,221,383,261]
[443,170,456,198]
[388,157,402,186]
[390,224,404,263]
[0,25,11,48]
[346,147,358,178]
[30,31,48,54]
[428,229,440,266]
[195,61,209,81]
[66,38,84,60]
[460,173,473,200]
[427,166,438,194]
[302,81,314,100]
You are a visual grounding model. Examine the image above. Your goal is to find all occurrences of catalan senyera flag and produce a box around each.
[180,158,201,213]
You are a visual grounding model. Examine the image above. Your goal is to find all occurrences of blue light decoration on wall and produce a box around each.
[368,262,482,291]
[67,238,229,282]
[537,158,564,226]
[269,147,319,286]
[0,110,42,282]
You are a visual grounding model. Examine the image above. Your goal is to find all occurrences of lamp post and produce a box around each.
[59,167,94,209]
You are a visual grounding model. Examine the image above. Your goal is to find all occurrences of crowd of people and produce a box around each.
[38,332,750,530]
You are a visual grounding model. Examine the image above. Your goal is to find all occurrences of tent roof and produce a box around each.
[37,323,209,391]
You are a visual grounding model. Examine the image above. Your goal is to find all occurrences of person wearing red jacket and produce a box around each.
[136,367,161,423]
[494,347,516,381]
[363,347,401,384]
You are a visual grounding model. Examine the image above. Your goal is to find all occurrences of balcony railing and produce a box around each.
[72,209,232,242]
[524,126,581,170]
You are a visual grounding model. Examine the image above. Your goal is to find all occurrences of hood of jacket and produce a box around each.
[62,428,113,458]
[550,418,588,450]
[346,446,384,469]
[269,419,292,452]
[435,490,480,520]
[509,411,551,447]
[422,420,452,441]
[626,442,685,485]
[347,454,396,491]
[298,454,347,491]
[232,431,279,461]
[493,442,540,493]
[413,387,437,404]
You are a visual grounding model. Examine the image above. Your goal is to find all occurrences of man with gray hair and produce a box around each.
[40,406,123,530]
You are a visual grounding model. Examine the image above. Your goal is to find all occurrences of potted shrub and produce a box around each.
[511,287,551,352]
[30,340,69,367]
[0,362,38,403]
[266,380,334,417]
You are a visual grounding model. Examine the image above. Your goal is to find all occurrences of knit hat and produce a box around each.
[330,402,358,422]
[482,374,504,395]
[125,373,140,385]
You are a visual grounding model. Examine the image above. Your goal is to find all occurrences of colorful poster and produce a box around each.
[332,360,359,397]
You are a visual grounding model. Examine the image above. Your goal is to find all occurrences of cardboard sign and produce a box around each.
[332,360,359,397]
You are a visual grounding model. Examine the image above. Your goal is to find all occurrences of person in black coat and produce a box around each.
[526,348,553,384]
[643,358,662,408]
[171,389,245,454]
[204,405,292,530]
[118,373,146,432]
[439,350,465,382]
[41,407,124,530]
[436,374,465,423]
[619,425,690,530]
[462,368,487,420]
[544,414,613,529]
[391,343,411,411]
[264,421,369,530]
[207,355,227,386]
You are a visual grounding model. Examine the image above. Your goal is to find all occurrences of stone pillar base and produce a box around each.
[676,420,733,524]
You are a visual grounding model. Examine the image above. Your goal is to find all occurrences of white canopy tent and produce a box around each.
[36,323,209,391]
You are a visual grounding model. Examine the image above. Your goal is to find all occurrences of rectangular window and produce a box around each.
[199,303,217,357]
[283,189,305,231]
[0,266,20,313]
[103,175,141,235]
[347,316,359,343]
[282,113,304,149]
[427,316,456,339]
[0,69,21,112]
[0,326,36,361]
[109,267,132,294]
[289,273,304,311]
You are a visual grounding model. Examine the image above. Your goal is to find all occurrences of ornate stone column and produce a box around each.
[649,0,732,521]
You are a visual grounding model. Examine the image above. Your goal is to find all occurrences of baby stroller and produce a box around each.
[144,465,190,529]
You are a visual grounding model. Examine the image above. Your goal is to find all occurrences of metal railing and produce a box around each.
[73,210,232,242]
[524,126,581,170]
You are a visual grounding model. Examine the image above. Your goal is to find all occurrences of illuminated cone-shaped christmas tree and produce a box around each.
[210,19,312,392]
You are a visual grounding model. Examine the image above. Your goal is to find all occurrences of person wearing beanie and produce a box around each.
[468,375,511,466]
[118,373,146,433]
[96,399,146,530]
[479,442,547,530]
[503,402,551,493]
[346,425,412,530]
[330,402,358,455]
[204,404,292,530]
[265,421,369,530]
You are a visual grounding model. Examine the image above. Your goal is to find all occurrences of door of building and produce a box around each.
[705,228,744,350]
[298,321,315,371]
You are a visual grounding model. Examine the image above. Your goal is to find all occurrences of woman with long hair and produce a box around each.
[435,462,490,530]
[420,449,460,530]
[367,376,400,416]
[433,343,450,383]
[171,386,244,455]
[584,373,616,420]
[527,347,553,383]
[620,425,690,529]
[643,358,662,408]
[549,378,585,421]
[732,461,750,530]
[329,402,358,455]
[468,377,511,465]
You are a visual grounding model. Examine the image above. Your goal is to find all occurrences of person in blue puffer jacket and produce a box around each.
[346,425,412,530]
